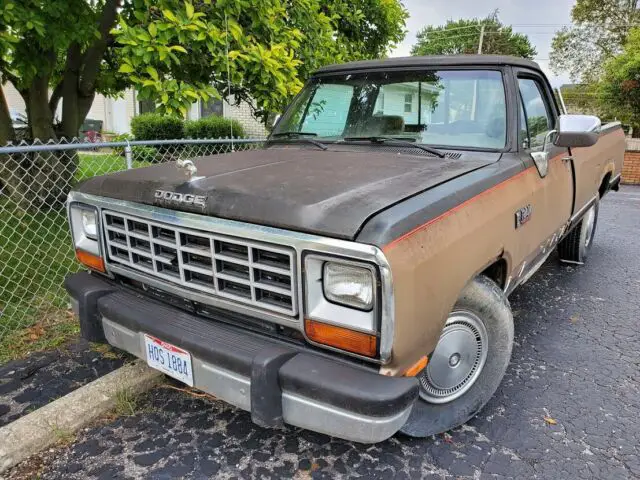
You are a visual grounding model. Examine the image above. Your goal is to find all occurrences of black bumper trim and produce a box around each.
[64,273,115,343]
[65,272,418,419]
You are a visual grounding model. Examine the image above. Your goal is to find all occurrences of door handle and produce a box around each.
[562,156,573,163]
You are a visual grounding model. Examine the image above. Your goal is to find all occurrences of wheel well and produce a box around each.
[599,172,612,198]
[481,259,508,289]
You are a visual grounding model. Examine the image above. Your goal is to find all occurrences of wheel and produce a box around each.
[557,199,599,264]
[399,275,514,437]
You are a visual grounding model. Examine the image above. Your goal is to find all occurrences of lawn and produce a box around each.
[76,152,151,182]
[0,152,149,361]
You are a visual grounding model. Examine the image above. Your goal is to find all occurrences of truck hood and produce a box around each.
[75,146,499,240]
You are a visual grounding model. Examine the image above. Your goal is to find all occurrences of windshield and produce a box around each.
[273,69,507,150]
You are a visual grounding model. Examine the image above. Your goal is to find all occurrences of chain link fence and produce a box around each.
[0,138,264,344]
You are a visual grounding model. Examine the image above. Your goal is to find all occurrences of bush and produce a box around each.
[132,146,158,164]
[131,113,184,140]
[185,116,245,140]
[111,133,134,156]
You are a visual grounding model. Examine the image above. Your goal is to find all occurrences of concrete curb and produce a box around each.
[0,360,162,474]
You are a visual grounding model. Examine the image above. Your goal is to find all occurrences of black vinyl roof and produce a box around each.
[315,55,542,75]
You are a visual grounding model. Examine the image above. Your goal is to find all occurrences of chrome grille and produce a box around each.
[102,211,297,316]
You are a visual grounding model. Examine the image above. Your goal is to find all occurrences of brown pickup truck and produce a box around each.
[64,55,625,443]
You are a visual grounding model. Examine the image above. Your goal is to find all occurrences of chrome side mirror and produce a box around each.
[554,114,601,148]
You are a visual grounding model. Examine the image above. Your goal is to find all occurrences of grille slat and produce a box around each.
[102,211,297,316]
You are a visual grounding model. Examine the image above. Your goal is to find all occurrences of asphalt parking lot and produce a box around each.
[15,186,640,479]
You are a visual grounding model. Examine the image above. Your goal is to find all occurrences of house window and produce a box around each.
[200,98,224,118]
[404,93,413,113]
[138,99,156,115]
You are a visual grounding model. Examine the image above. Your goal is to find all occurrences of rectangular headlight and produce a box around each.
[323,262,374,310]
[69,202,104,272]
[80,209,98,240]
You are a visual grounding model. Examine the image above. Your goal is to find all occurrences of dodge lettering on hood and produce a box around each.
[65,55,625,443]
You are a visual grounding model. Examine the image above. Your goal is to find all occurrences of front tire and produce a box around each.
[557,199,599,264]
[400,275,514,438]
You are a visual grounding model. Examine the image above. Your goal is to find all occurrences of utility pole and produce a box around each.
[477,24,485,54]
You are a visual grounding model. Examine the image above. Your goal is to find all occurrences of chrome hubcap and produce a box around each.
[419,311,488,404]
[583,205,596,248]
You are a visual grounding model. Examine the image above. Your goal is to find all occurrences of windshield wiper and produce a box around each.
[268,131,327,151]
[341,136,446,158]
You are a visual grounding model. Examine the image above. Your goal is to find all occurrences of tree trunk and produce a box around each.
[0,85,14,145]
[2,74,76,211]
[28,74,56,142]
[62,43,81,140]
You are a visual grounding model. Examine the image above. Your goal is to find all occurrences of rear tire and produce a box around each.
[399,275,514,438]
[557,199,599,264]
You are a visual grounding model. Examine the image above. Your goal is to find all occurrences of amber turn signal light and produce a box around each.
[403,356,429,377]
[304,319,377,357]
[75,249,105,273]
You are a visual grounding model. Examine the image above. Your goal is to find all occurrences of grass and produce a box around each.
[113,388,141,417]
[0,152,149,363]
[0,307,80,363]
[76,153,151,182]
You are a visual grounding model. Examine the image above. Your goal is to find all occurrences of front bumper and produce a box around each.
[65,272,418,443]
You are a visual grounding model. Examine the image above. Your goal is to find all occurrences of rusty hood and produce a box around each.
[74,146,499,239]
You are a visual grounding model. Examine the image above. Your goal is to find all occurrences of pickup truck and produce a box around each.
[64,55,625,443]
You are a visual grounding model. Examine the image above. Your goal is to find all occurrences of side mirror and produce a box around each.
[554,114,601,148]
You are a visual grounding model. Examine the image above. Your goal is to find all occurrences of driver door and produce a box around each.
[516,71,573,261]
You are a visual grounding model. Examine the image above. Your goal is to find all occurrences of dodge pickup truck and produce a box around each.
[64,55,625,443]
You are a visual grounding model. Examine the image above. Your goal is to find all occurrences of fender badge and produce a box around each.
[515,204,533,229]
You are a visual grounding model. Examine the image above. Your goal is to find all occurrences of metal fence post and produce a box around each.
[125,140,132,170]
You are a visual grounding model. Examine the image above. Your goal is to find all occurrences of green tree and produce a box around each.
[0,0,125,143]
[550,0,639,83]
[600,28,640,135]
[115,0,407,121]
[411,11,537,59]
[0,0,407,207]
[558,83,615,119]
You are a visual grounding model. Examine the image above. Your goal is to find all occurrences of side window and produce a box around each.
[518,78,554,149]
[300,84,354,137]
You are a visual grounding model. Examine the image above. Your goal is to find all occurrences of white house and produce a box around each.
[3,82,268,138]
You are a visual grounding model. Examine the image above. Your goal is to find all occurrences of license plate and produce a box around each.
[144,334,194,386]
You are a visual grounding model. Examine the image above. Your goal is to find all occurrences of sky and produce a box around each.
[390,0,576,87]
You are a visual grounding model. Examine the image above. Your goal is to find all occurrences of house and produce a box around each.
[2,82,268,138]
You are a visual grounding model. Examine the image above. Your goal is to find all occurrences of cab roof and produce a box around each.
[315,55,542,75]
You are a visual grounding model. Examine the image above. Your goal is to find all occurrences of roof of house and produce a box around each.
[315,55,542,75]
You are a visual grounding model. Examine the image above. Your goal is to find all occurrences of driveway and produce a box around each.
[22,186,640,479]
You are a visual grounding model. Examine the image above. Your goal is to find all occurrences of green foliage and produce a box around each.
[1,0,406,142]
[131,145,158,163]
[600,28,640,132]
[0,0,101,89]
[559,84,610,118]
[185,116,245,139]
[131,113,184,141]
[411,11,536,59]
[114,0,407,120]
[550,0,640,82]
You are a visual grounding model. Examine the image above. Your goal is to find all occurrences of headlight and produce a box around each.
[323,262,373,310]
[81,209,98,240]
[69,202,104,272]
[303,255,379,357]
